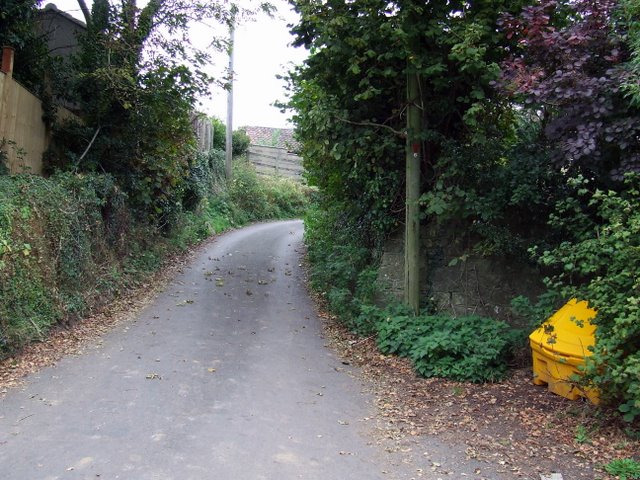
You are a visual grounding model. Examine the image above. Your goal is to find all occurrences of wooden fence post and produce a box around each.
[1,46,14,75]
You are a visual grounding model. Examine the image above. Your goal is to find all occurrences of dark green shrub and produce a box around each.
[232,129,251,157]
[211,118,226,150]
[303,200,381,332]
[377,312,523,382]
[183,150,213,211]
[0,173,129,356]
[0,143,9,176]
[228,160,309,223]
[229,160,270,220]
[209,148,226,181]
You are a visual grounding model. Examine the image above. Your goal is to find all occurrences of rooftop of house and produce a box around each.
[242,126,300,152]
[38,3,87,60]
[42,3,87,29]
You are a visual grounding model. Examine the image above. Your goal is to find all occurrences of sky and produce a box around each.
[46,0,308,128]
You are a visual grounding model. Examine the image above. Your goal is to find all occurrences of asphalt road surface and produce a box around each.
[0,220,506,480]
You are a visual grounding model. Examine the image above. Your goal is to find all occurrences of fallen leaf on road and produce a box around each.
[146,373,161,380]
[207,368,216,373]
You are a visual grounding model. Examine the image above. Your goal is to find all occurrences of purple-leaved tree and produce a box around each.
[498,0,640,181]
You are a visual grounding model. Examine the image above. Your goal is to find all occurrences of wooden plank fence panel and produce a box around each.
[1,70,77,175]
[247,144,304,181]
[1,72,47,174]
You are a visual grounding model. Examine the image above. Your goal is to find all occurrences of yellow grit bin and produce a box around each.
[529,298,599,404]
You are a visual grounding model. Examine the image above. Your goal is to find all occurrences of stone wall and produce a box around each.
[377,222,545,326]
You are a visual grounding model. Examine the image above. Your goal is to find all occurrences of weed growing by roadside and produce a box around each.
[605,458,640,480]
[303,197,524,383]
[574,424,592,445]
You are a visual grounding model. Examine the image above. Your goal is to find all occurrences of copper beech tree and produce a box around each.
[497,0,640,182]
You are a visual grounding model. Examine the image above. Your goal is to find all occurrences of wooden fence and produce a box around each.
[0,47,77,175]
[0,63,47,174]
[247,144,304,181]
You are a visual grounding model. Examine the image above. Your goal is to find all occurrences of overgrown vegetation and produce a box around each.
[536,175,640,420]
[377,311,523,383]
[0,1,312,357]
[0,160,309,359]
[303,203,523,383]
[288,0,640,421]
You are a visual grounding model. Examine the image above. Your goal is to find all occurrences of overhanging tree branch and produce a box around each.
[334,115,406,138]
[76,0,92,26]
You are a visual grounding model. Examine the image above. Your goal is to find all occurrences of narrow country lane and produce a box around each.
[0,220,505,480]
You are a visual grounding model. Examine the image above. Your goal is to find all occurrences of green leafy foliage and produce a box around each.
[41,0,247,224]
[292,1,539,384]
[536,174,640,419]
[605,458,640,480]
[229,159,310,223]
[510,291,562,328]
[304,195,527,380]
[232,129,251,157]
[622,0,640,107]
[0,163,310,358]
[286,0,529,242]
[419,123,564,257]
[377,311,523,382]
[0,141,10,176]
[574,424,593,445]
[211,118,227,150]
[303,201,380,333]
[0,173,128,354]
[209,117,249,156]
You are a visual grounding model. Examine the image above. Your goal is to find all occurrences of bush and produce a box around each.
[0,173,131,355]
[303,201,379,331]
[0,164,311,358]
[377,311,524,382]
[209,118,249,157]
[232,129,251,157]
[229,160,309,222]
[536,174,640,420]
[182,148,228,212]
[211,118,226,150]
[0,142,9,175]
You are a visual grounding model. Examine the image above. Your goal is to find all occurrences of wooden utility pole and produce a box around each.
[404,70,422,314]
[225,21,235,180]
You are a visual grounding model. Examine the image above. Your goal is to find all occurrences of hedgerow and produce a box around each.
[0,163,311,359]
[292,0,640,420]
